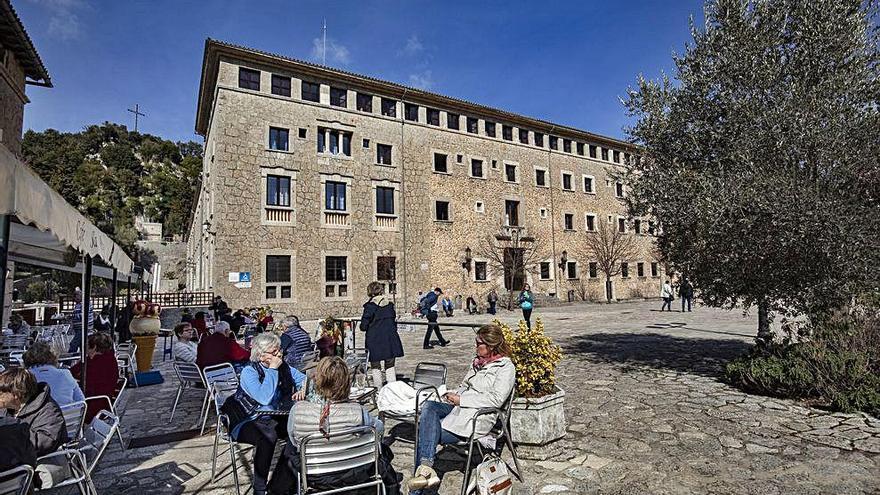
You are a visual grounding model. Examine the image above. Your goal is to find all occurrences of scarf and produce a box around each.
[473,353,503,371]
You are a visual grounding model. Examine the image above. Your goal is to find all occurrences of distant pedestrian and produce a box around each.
[487,290,498,315]
[466,295,478,315]
[360,282,404,387]
[679,278,694,312]
[441,295,454,317]
[420,288,449,349]
[518,284,534,329]
[67,288,94,354]
[660,280,674,311]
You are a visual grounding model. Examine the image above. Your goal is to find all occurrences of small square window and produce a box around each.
[491,160,498,169]
[381,98,397,117]
[456,154,463,163]
[540,208,548,219]
[427,108,440,126]
[467,117,479,134]
[474,201,484,213]
[356,92,373,112]
[298,128,307,139]
[301,81,320,102]
[239,67,260,90]
[271,74,291,96]
[434,153,448,173]
[377,144,393,165]
[330,87,347,107]
[363,139,370,148]
[447,113,460,130]
[485,122,496,137]
[470,159,484,178]
[405,103,419,122]
[583,176,595,193]
[435,201,450,221]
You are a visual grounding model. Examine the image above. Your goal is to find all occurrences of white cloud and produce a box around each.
[399,35,423,56]
[310,37,351,65]
[26,0,85,40]
[408,70,434,90]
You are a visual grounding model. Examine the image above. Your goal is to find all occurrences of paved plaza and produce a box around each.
[92,301,880,494]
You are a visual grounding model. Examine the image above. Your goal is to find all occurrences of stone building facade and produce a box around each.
[187,39,663,318]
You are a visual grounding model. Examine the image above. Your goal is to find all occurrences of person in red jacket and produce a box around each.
[70,332,119,422]
[191,311,209,339]
[197,320,249,369]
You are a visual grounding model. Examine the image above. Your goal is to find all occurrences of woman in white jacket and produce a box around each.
[406,323,515,493]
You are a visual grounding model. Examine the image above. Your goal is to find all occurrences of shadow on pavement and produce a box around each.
[562,332,753,378]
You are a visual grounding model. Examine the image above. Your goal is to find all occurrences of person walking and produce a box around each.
[679,278,694,312]
[518,284,534,329]
[360,282,404,388]
[487,289,498,315]
[660,280,674,311]
[420,288,449,349]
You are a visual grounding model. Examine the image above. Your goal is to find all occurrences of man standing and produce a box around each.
[68,288,94,353]
[660,280,674,312]
[679,278,694,312]
[487,289,498,315]
[420,287,449,349]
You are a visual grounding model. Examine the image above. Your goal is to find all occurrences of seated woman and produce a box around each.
[0,368,68,456]
[24,341,85,406]
[70,332,119,422]
[196,321,249,369]
[6,313,30,336]
[173,323,198,363]
[406,324,515,493]
[268,356,391,494]
[228,333,306,495]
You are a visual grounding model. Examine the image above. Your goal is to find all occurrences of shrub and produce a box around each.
[725,314,880,416]
[495,317,562,398]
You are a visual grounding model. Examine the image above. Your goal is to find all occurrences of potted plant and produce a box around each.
[497,317,565,448]
[129,300,161,372]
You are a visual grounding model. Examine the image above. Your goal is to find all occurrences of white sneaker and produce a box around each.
[405,465,441,491]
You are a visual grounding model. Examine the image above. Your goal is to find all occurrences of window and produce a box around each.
[651,262,659,277]
[561,172,573,191]
[589,262,598,278]
[502,125,513,141]
[585,214,596,231]
[298,128,307,139]
[492,160,498,169]
[566,261,578,279]
[613,150,621,163]
[601,148,609,161]
[325,256,348,298]
[485,122,496,137]
[615,182,625,198]
[589,145,598,158]
[648,221,656,235]
[504,163,517,183]
[363,139,370,148]
[317,128,352,156]
[325,182,347,211]
[504,200,520,226]
[266,175,291,207]
[381,98,397,117]
[405,103,419,122]
[534,133,544,147]
[265,255,292,300]
[269,127,289,151]
[239,68,260,90]
[377,144,392,165]
[540,208,548,218]
[447,113,460,129]
[564,213,574,230]
[356,92,372,112]
[467,117,479,133]
[621,262,629,278]
[377,256,397,293]
[301,81,320,102]
[563,139,572,153]
[519,129,529,144]
[637,262,645,277]
[330,87,347,107]
[634,219,642,234]
[576,142,585,156]
[624,152,631,165]
[474,261,488,282]
[376,186,394,214]
[470,159,484,178]
[457,154,463,163]
[535,169,547,187]
[583,175,595,193]
[433,153,448,173]
[474,201,484,213]
[271,74,291,96]
[539,262,551,280]
[617,217,627,233]
[435,201,450,221]
[427,108,440,126]
[549,136,558,150]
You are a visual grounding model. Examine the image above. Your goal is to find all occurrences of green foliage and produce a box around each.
[22,122,203,255]
[725,315,880,415]
[620,0,880,336]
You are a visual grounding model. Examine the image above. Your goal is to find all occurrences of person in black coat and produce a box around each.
[0,368,68,456]
[360,281,404,388]
[0,416,37,472]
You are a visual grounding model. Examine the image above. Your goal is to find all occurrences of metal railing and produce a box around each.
[59,291,214,311]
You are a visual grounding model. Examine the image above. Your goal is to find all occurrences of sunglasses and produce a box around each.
[475,339,487,347]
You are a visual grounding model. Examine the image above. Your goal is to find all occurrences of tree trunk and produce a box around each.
[605,277,613,302]
[757,299,772,344]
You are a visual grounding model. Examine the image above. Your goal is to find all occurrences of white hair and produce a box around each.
[213,321,230,334]
[250,333,281,362]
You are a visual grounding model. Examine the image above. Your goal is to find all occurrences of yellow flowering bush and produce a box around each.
[496,317,562,398]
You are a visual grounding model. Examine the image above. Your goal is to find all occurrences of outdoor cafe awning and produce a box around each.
[0,144,136,280]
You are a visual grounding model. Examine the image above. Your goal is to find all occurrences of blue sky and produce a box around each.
[17,0,705,144]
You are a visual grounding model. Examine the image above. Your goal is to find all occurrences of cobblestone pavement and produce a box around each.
[88,301,880,494]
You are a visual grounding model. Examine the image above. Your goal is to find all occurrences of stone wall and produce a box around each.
[0,48,27,156]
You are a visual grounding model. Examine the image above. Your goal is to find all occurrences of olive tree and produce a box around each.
[620,0,880,340]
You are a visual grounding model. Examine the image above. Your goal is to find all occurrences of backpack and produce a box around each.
[466,454,513,495]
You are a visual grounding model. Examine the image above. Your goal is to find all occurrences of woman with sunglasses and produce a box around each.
[405,324,515,493]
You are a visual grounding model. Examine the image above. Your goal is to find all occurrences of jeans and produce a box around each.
[236,416,288,492]
[422,312,446,347]
[488,301,496,315]
[661,297,672,311]
[681,296,692,312]
[521,308,532,329]
[416,401,464,467]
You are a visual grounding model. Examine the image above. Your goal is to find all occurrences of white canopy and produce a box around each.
[0,145,136,279]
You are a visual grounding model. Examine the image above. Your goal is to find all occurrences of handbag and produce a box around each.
[466,453,513,495]
[520,301,532,310]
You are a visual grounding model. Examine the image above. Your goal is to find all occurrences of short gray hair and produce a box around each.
[213,321,230,334]
[250,333,281,362]
[280,315,300,331]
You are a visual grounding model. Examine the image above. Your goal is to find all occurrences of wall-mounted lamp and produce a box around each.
[461,246,473,271]
[558,250,568,270]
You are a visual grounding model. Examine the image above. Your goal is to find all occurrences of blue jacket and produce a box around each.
[232,363,306,438]
[421,291,439,313]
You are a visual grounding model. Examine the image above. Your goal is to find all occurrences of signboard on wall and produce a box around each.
[228,272,252,288]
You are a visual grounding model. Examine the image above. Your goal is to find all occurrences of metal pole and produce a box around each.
[81,255,93,393]
[0,215,10,328]
[110,268,118,343]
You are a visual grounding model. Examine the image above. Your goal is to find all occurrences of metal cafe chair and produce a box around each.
[0,464,35,495]
[85,376,128,449]
[296,425,386,495]
[169,361,209,422]
[200,363,239,434]
[59,400,88,447]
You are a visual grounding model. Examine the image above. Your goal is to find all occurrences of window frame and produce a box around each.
[563,213,575,231]
[582,174,596,194]
[434,200,452,222]
[466,117,479,134]
[317,127,352,157]
[503,162,519,184]
[469,157,486,179]
[271,74,291,97]
[485,121,496,138]
[301,81,320,102]
[238,67,260,91]
[427,108,440,126]
[260,167,296,226]
[262,250,295,303]
[566,260,578,280]
[473,260,489,282]
[266,174,291,207]
[329,87,347,107]
[405,103,419,122]
[561,171,574,191]
[381,98,397,117]
[268,126,289,152]
[539,261,553,281]
[376,143,393,166]
[322,252,351,301]
[585,213,597,232]
[447,112,460,130]
[356,92,373,112]
[433,152,449,174]
[534,166,549,188]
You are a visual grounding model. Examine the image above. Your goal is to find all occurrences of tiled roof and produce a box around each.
[0,0,51,86]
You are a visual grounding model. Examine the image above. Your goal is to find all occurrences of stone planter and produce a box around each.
[509,386,566,445]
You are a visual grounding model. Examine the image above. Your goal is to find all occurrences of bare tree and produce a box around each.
[578,219,639,302]
[475,225,545,310]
